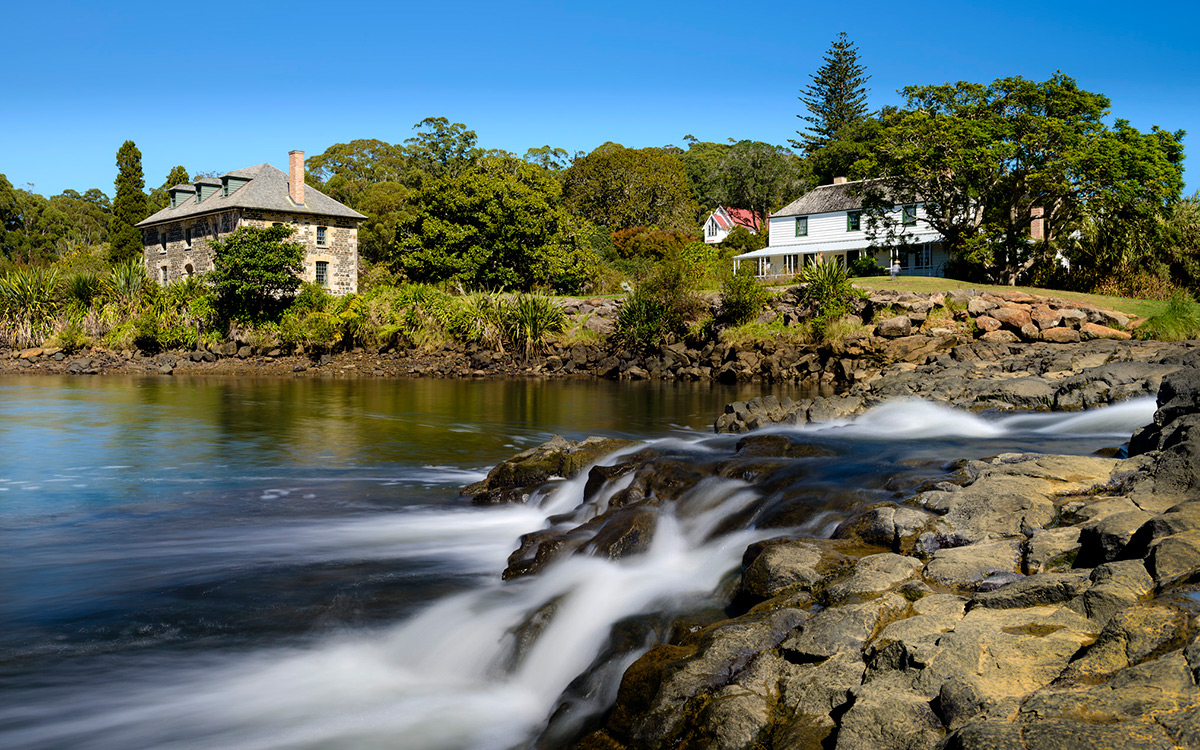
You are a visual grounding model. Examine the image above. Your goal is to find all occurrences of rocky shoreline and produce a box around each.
[0,288,1168,389]
[468,359,1200,749]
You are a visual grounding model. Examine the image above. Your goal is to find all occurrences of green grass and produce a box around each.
[1135,292,1200,341]
[844,276,1168,322]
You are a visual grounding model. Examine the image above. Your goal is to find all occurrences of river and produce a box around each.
[0,375,1157,749]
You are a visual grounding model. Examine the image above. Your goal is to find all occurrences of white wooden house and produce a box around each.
[733,178,949,278]
[702,206,762,244]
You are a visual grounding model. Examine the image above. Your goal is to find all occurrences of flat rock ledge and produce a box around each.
[468,367,1200,749]
[715,341,1200,432]
[573,367,1200,750]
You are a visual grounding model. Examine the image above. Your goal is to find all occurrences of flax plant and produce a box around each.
[0,266,62,348]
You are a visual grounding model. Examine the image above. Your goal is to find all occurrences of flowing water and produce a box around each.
[0,375,1157,749]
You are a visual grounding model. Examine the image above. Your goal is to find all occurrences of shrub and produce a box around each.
[503,293,566,360]
[0,266,61,347]
[797,257,859,340]
[209,225,304,323]
[1092,269,1176,301]
[47,320,90,351]
[614,258,703,349]
[103,258,149,310]
[718,226,767,255]
[848,255,886,277]
[1136,290,1200,341]
[717,266,768,326]
[65,272,103,311]
[611,226,694,260]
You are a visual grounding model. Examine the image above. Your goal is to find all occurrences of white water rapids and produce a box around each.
[0,397,1157,750]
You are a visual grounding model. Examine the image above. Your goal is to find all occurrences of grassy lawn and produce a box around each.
[846,276,1168,322]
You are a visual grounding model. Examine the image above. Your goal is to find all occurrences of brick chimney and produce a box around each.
[289,150,305,205]
[1030,206,1044,241]
[833,176,848,184]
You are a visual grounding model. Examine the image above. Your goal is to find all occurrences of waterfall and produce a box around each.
[0,396,1157,750]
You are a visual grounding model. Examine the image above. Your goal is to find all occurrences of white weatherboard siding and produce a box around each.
[739,203,947,278]
[768,204,933,250]
[704,216,731,244]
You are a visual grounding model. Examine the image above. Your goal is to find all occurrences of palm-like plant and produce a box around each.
[0,267,61,347]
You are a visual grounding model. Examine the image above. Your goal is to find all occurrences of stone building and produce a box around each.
[136,151,365,295]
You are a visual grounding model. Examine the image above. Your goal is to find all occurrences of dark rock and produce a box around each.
[970,570,1091,609]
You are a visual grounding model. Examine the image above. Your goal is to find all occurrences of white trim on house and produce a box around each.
[733,181,948,278]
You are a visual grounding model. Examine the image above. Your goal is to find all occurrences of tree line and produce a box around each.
[1,32,1195,300]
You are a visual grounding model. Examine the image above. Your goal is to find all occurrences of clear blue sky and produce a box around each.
[4,0,1199,197]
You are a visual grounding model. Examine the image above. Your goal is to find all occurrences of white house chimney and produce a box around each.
[1030,206,1045,241]
[289,150,305,205]
[833,176,848,184]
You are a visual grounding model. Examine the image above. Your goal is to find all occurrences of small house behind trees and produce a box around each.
[733,178,948,278]
[136,151,365,294]
[702,206,762,244]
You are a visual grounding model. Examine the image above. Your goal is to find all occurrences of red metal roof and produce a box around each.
[723,207,761,231]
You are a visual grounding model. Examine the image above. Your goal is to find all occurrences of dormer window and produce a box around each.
[222,179,229,198]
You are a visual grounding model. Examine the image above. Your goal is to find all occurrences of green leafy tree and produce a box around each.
[405,117,482,180]
[680,136,730,215]
[108,140,149,264]
[719,226,767,255]
[0,174,24,259]
[792,32,871,155]
[1159,194,1200,296]
[714,140,807,231]
[306,138,410,206]
[209,225,305,322]
[355,181,417,265]
[805,112,896,185]
[148,166,190,212]
[611,226,694,260]
[34,189,111,254]
[523,146,570,174]
[865,73,1184,285]
[562,143,696,232]
[393,155,595,292]
[3,189,50,263]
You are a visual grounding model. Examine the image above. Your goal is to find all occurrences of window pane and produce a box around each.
[795,217,807,237]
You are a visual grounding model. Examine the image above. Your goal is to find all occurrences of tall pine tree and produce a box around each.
[108,140,148,263]
[791,32,871,158]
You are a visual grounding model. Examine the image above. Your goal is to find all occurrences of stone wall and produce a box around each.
[142,210,359,295]
[240,210,359,295]
[141,210,238,283]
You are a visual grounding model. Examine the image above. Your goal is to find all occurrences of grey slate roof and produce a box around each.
[772,178,898,218]
[136,164,366,227]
